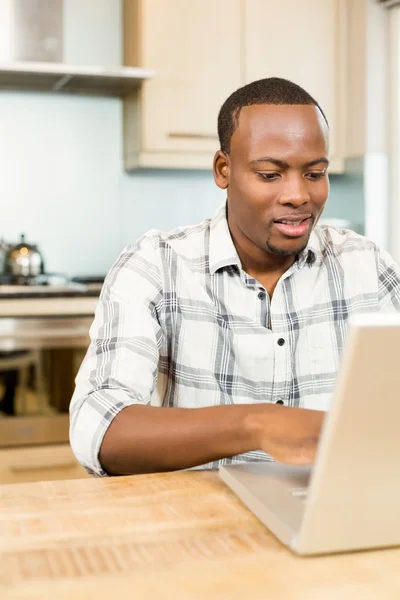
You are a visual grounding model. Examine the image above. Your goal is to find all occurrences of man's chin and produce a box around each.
[265,240,308,258]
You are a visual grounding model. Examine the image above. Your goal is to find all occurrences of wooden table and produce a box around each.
[1,471,400,599]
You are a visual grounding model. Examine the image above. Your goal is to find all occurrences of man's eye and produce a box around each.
[258,173,280,181]
[306,171,326,181]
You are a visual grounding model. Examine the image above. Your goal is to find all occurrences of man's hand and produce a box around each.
[248,405,326,465]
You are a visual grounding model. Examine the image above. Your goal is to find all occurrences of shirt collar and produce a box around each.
[208,201,319,275]
[209,202,241,275]
[296,229,318,268]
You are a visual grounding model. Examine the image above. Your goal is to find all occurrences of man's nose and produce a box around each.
[278,175,310,206]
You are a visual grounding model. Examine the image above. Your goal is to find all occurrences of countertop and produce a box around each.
[1,471,400,600]
[0,286,100,300]
[0,296,98,317]
[0,282,101,317]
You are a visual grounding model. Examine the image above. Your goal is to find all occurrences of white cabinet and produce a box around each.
[124,0,346,172]
[124,0,242,169]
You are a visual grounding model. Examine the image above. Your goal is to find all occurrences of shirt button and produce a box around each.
[277,338,285,346]
[258,291,266,300]
[276,399,284,405]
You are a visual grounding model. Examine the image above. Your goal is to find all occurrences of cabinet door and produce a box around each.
[133,0,241,164]
[243,0,344,172]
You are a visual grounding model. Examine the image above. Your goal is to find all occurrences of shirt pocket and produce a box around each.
[231,328,276,386]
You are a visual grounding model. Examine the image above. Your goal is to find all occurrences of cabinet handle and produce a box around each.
[9,457,76,473]
[168,132,219,140]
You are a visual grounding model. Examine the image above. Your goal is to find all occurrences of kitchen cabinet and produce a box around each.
[343,0,389,159]
[123,0,242,169]
[123,0,346,172]
[0,443,89,484]
[243,0,346,173]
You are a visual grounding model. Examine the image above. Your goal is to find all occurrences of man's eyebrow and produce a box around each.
[250,157,290,168]
[304,157,330,168]
[249,157,330,168]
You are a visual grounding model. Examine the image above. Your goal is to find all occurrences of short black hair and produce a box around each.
[217,77,328,154]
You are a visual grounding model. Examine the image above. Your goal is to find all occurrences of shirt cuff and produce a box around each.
[70,390,142,476]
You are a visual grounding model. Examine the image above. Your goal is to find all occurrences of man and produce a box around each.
[70,77,400,477]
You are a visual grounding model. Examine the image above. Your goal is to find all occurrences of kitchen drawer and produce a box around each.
[0,443,90,485]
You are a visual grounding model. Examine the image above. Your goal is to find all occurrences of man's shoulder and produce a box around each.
[129,217,212,258]
[105,219,212,292]
[312,225,378,259]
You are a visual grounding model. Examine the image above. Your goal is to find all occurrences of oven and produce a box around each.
[0,278,101,450]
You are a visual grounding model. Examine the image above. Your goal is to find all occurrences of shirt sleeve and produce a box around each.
[69,237,164,476]
[376,246,400,312]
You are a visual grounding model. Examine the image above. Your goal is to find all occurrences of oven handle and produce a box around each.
[9,456,77,473]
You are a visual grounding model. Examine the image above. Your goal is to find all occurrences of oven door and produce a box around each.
[0,316,92,448]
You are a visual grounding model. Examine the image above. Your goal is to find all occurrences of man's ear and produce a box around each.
[213,150,230,190]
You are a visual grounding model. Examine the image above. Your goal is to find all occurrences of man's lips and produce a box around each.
[273,216,313,238]
[274,214,312,225]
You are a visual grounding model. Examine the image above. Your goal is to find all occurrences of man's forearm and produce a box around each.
[99,404,264,475]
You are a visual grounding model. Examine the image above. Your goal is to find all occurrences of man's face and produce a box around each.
[214,104,330,258]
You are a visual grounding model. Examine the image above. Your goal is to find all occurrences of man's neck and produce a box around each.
[228,222,297,296]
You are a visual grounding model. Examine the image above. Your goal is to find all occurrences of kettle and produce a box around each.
[4,234,45,278]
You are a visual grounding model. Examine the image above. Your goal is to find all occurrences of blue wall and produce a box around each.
[120,160,365,249]
[0,92,364,278]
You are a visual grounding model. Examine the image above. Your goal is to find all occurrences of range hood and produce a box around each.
[0,61,154,96]
[0,0,154,97]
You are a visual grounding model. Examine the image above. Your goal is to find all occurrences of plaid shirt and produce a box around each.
[70,203,400,476]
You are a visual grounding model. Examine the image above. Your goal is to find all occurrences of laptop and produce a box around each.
[219,313,400,555]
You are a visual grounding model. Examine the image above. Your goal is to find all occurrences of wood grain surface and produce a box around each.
[1,471,400,599]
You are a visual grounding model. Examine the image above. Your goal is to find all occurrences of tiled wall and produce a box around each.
[0,92,122,277]
[120,165,365,249]
[0,91,365,277]
[323,158,365,234]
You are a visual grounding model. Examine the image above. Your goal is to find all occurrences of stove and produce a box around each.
[0,274,104,298]
[0,273,68,286]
